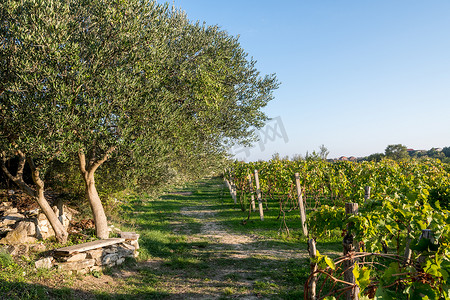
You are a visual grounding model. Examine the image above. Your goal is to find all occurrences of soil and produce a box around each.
[179,205,306,262]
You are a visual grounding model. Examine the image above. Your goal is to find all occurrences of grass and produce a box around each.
[218,192,342,244]
[0,176,342,299]
[115,177,341,298]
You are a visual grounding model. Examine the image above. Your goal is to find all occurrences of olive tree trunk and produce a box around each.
[28,157,68,243]
[1,151,68,244]
[78,148,115,239]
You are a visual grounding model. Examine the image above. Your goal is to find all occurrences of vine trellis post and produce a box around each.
[224,177,231,191]
[230,170,237,205]
[224,169,237,204]
[343,203,359,300]
[404,224,413,265]
[248,173,256,212]
[224,170,232,195]
[294,173,308,236]
[307,238,318,300]
[254,170,264,221]
[418,229,435,266]
[364,186,371,203]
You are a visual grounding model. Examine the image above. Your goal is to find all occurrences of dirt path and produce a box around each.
[67,184,311,299]
[146,203,309,299]
[180,205,306,262]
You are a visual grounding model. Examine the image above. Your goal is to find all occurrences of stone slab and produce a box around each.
[56,259,95,271]
[54,238,125,255]
[120,232,140,240]
[63,252,87,262]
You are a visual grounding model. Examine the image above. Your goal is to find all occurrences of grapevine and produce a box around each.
[224,158,450,298]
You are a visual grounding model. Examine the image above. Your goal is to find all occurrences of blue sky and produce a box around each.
[158,1,450,160]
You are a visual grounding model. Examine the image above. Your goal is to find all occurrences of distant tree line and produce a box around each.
[363,144,450,163]
[284,144,450,164]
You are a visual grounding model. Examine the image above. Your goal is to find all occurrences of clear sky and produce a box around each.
[158,1,450,161]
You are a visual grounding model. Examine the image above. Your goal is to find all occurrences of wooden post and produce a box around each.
[248,174,256,212]
[343,203,359,300]
[254,170,264,221]
[308,238,318,300]
[403,225,412,265]
[418,229,434,266]
[420,229,434,240]
[404,239,412,265]
[231,179,237,205]
[224,177,237,204]
[227,169,237,205]
[364,186,371,202]
[295,173,308,237]
[224,178,231,191]
[345,203,358,215]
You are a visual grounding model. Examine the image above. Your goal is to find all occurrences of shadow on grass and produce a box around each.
[0,278,167,300]
[2,177,333,299]
[115,178,313,298]
[125,175,341,256]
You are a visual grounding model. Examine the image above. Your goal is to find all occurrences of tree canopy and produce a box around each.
[1,0,279,239]
[384,144,409,161]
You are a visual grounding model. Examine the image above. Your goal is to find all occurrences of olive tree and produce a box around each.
[0,0,78,243]
[1,0,278,239]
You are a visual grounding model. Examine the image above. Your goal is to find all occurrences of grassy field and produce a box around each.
[0,177,341,299]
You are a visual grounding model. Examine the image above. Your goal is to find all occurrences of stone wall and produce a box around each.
[35,233,140,274]
[0,201,74,245]
[0,193,140,275]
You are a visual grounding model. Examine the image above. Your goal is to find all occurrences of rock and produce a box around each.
[4,207,18,215]
[22,221,36,235]
[53,253,71,262]
[7,244,29,256]
[60,214,71,229]
[86,249,103,265]
[130,240,139,250]
[7,190,14,195]
[36,221,55,240]
[52,203,74,230]
[35,257,53,269]
[65,206,79,216]
[73,268,89,275]
[0,227,13,234]
[86,249,103,259]
[56,259,95,271]
[56,252,87,263]
[109,225,121,234]
[102,253,119,265]
[0,213,25,227]
[0,221,37,244]
[90,265,103,273]
[25,209,40,218]
[29,243,46,252]
[38,219,49,227]
[117,245,134,258]
[38,225,49,233]
[1,235,37,245]
[120,242,136,251]
[65,253,87,262]
[116,257,125,265]
[120,232,139,240]
[103,245,118,254]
